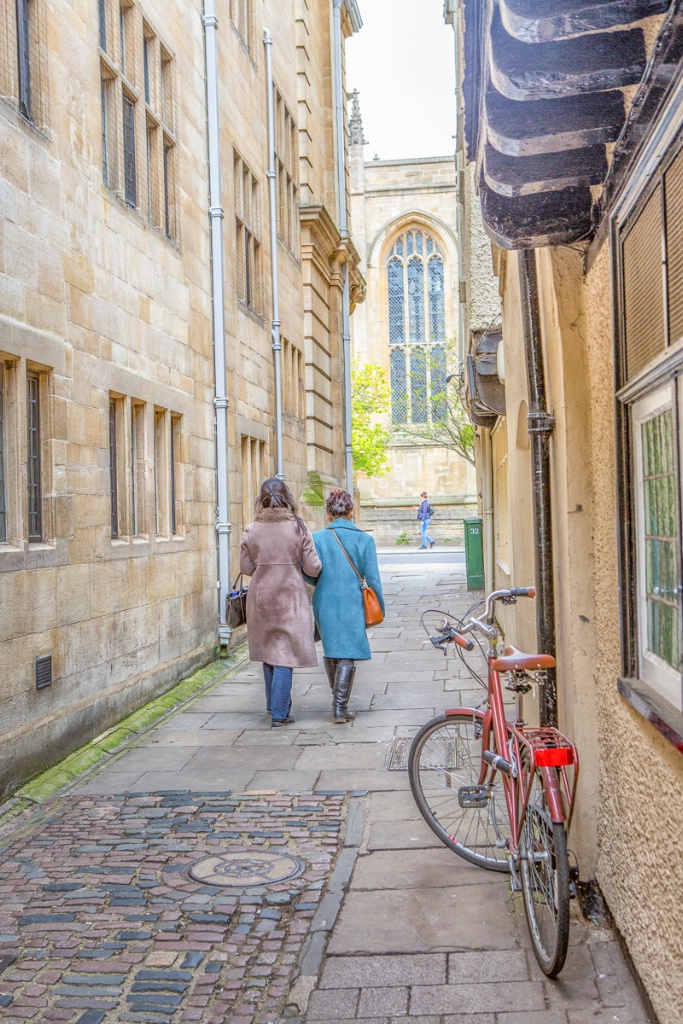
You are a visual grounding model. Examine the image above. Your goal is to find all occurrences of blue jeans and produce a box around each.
[420,518,434,547]
[263,664,293,722]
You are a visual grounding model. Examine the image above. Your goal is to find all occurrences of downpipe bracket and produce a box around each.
[527,411,555,434]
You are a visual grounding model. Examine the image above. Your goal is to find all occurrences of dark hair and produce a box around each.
[325,489,354,518]
[256,478,306,535]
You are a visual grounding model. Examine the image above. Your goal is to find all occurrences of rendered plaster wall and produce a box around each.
[582,244,683,1024]
[535,245,600,874]
[349,155,476,516]
[492,254,537,656]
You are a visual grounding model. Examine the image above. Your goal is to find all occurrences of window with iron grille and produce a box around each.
[386,229,448,425]
[273,86,299,254]
[26,370,41,541]
[234,150,263,314]
[615,132,683,719]
[99,2,178,239]
[230,0,253,58]
[0,364,6,543]
[0,0,49,131]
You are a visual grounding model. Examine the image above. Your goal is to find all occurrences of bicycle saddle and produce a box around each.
[491,646,556,672]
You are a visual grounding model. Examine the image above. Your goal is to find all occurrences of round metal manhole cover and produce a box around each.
[188,850,305,887]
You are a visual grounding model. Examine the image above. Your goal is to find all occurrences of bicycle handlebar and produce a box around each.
[459,586,536,638]
[429,625,475,652]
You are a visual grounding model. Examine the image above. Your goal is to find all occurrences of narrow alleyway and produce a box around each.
[0,552,652,1023]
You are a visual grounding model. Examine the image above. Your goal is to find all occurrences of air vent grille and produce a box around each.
[35,653,52,690]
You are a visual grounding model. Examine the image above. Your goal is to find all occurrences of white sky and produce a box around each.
[346,0,456,161]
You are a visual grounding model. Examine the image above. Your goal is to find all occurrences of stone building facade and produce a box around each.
[0,0,361,799]
[349,140,476,544]
[447,2,683,1020]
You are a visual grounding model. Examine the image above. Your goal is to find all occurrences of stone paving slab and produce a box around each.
[0,790,346,1024]
[0,558,657,1024]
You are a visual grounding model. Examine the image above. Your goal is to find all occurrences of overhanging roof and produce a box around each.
[461,0,676,249]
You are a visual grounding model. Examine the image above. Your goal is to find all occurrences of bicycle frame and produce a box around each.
[443,599,579,868]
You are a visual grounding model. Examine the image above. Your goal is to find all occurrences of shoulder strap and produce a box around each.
[331,529,364,584]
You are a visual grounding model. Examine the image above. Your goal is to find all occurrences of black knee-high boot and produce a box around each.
[333,663,356,723]
[323,657,338,691]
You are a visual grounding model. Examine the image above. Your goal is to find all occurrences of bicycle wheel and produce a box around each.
[519,770,570,977]
[408,713,511,871]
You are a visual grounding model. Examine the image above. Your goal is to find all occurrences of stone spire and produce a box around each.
[347,89,367,147]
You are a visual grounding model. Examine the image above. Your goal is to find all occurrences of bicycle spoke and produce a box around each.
[409,714,511,871]
[520,770,570,977]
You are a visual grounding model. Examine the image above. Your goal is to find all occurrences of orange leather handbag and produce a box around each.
[331,531,384,627]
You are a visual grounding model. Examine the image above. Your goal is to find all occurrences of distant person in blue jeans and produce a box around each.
[416,491,435,549]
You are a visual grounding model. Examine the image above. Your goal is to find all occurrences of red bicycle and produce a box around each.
[408,587,578,977]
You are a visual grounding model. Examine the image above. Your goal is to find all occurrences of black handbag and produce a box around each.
[226,573,248,628]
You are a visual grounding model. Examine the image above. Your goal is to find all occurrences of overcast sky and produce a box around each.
[346,0,457,161]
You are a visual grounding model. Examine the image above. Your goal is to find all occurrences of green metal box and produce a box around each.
[464,516,485,590]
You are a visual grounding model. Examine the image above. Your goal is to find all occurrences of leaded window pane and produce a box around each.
[0,365,6,542]
[431,345,447,422]
[428,255,445,343]
[390,348,407,424]
[641,409,680,670]
[388,258,404,345]
[408,257,425,344]
[386,230,448,426]
[411,349,428,424]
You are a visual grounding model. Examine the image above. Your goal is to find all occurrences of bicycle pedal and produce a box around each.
[508,858,522,892]
[457,785,489,809]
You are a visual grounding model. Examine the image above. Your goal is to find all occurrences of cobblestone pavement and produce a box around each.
[0,551,655,1024]
[0,792,345,1023]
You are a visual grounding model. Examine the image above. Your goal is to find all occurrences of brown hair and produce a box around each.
[256,478,306,535]
[325,489,354,518]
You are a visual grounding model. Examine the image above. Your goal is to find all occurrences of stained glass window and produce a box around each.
[431,345,447,421]
[408,258,425,345]
[388,258,404,345]
[411,349,428,424]
[428,256,445,344]
[390,348,407,425]
[386,229,450,425]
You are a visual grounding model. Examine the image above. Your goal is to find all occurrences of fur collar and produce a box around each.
[255,508,295,523]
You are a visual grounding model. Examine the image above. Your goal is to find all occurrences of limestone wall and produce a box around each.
[0,0,353,798]
[0,0,217,798]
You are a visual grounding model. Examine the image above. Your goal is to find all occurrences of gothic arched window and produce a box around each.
[387,229,447,425]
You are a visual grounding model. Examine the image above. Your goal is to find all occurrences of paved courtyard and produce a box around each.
[0,551,653,1023]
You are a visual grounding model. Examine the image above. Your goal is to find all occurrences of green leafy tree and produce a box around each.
[351,360,391,477]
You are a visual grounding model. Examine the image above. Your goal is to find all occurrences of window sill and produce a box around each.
[618,676,683,754]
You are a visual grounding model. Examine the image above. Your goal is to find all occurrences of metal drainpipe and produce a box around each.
[203,0,231,647]
[332,0,354,494]
[518,248,557,728]
[263,30,284,480]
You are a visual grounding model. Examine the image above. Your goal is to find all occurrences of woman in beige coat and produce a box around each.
[240,478,322,727]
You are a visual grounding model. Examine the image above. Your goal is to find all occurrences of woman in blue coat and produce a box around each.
[307,490,385,723]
